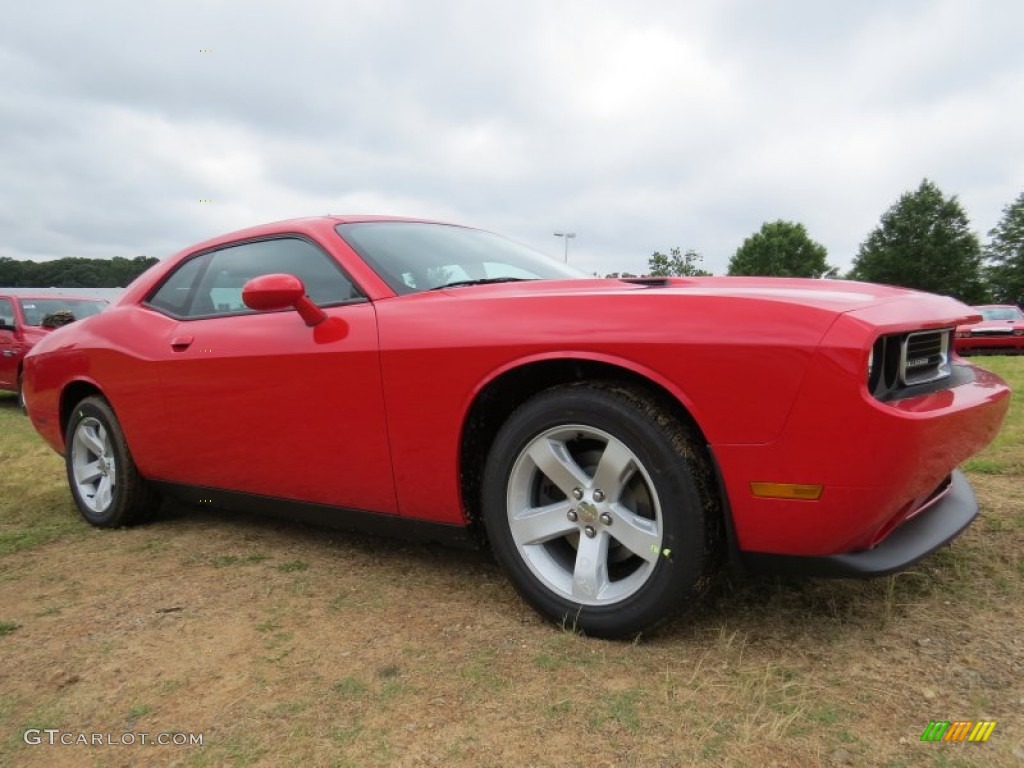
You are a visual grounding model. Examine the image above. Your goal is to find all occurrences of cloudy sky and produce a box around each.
[2,0,1022,277]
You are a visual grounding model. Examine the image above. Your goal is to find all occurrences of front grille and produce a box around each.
[869,328,952,400]
[902,330,950,386]
[972,329,1013,337]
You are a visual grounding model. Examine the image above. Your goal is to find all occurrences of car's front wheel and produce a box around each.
[482,383,721,638]
[65,396,160,527]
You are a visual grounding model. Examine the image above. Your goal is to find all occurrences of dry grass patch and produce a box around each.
[0,359,1022,767]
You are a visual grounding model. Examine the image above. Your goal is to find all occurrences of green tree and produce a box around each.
[647,247,712,277]
[984,191,1024,306]
[727,220,835,278]
[0,255,157,287]
[0,257,22,286]
[849,179,987,302]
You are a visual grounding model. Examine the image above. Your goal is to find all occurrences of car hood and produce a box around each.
[435,277,979,326]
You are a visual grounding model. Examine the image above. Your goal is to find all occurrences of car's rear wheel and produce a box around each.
[482,383,721,638]
[65,396,160,527]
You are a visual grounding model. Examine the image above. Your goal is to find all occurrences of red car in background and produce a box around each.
[953,304,1024,355]
[0,294,108,408]
[21,217,1012,637]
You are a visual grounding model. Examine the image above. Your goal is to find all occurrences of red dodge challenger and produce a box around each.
[22,216,1011,637]
[953,304,1024,356]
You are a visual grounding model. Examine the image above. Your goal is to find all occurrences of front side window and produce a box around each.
[147,237,362,319]
[336,222,588,295]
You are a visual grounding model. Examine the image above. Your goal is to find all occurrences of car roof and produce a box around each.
[168,215,458,258]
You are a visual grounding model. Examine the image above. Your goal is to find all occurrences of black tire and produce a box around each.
[482,383,722,639]
[64,396,160,527]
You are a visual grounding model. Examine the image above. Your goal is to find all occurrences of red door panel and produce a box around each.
[0,330,17,389]
[0,299,18,388]
[145,303,397,514]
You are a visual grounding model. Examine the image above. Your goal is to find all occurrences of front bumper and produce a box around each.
[954,334,1024,355]
[741,470,976,577]
[717,362,1008,556]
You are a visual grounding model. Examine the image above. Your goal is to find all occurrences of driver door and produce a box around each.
[141,237,397,515]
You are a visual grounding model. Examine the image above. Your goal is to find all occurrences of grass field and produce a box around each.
[1,358,1021,767]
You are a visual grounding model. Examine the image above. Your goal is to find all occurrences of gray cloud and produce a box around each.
[1,0,1022,277]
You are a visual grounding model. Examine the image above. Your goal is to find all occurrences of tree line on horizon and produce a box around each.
[635,180,1024,307]
[3,181,1022,305]
[0,255,158,288]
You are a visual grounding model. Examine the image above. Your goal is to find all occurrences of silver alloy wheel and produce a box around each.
[506,424,664,606]
[70,416,117,514]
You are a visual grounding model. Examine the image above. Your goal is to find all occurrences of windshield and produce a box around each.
[336,222,588,295]
[979,307,1024,321]
[17,298,107,327]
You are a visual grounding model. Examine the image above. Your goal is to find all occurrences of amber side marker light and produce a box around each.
[750,482,824,500]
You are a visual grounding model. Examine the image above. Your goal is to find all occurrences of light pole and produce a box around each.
[553,232,576,262]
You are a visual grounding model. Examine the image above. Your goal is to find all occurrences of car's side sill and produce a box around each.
[741,470,978,578]
[150,481,479,550]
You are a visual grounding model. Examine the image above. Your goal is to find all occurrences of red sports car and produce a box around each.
[22,217,1011,637]
[953,304,1024,355]
[0,294,108,409]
